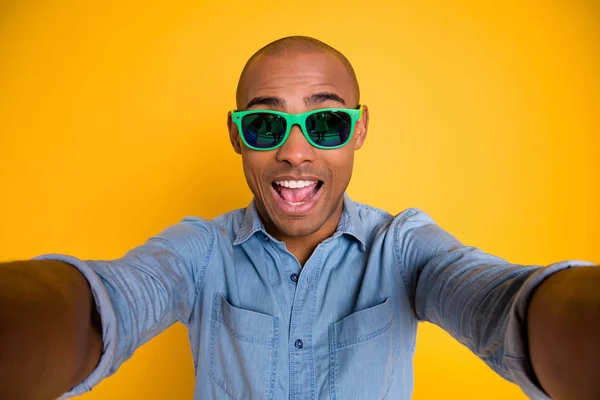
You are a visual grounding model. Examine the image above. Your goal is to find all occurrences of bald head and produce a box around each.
[236,36,360,109]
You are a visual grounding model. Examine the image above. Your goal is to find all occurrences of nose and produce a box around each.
[275,124,316,167]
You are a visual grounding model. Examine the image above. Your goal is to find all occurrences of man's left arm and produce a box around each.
[393,208,597,399]
[527,267,600,400]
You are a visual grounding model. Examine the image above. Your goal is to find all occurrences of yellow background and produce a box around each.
[1,0,598,399]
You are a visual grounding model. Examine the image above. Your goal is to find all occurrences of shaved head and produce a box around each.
[236,36,360,109]
[228,36,369,245]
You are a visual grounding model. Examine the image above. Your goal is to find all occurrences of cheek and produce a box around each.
[323,150,355,189]
[241,151,271,189]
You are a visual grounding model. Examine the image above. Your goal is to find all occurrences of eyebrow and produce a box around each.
[245,92,347,110]
[305,92,346,106]
[245,96,286,109]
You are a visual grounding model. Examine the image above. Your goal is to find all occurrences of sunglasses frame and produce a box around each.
[231,106,363,151]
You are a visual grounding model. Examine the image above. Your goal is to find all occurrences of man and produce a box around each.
[0,36,598,400]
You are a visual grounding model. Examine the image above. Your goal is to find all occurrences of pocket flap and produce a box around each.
[332,298,392,348]
[212,293,277,343]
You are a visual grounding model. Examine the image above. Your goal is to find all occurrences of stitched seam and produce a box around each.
[211,293,276,346]
[197,224,216,296]
[353,202,394,219]
[266,316,279,400]
[328,323,337,400]
[333,320,393,349]
[382,352,395,400]
[209,317,239,400]
[392,210,419,316]
[308,250,324,400]
[211,372,240,400]
[209,293,279,400]
[214,315,276,346]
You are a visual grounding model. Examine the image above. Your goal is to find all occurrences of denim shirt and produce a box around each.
[38,195,593,399]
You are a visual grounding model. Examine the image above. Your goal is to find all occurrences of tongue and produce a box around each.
[278,184,317,203]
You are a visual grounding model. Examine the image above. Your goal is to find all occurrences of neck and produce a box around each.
[266,200,344,267]
[282,236,324,267]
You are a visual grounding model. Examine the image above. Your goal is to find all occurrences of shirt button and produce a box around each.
[262,234,269,241]
[294,339,303,349]
[290,273,298,283]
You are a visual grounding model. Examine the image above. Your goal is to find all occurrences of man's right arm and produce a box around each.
[0,217,213,399]
[0,260,102,400]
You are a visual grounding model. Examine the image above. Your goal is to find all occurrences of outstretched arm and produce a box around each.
[1,217,213,399]
[393,208,596,398]
[0,260,102,399]
[528,266,600,400]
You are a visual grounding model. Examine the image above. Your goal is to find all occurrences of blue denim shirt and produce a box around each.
[38,195,592,399]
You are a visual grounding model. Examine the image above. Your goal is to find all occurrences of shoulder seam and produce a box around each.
[196,221,217,296]
[353,201,393,218]
[392,209,421,316]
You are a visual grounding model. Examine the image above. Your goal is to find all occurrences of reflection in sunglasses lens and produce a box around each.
[305,111,351,147]
[241,110,352,149]
[242,113,287,148]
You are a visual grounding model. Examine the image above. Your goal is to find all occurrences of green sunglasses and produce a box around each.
[231,106,363,151]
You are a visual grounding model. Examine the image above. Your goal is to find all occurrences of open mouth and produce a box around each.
[271,180,324,206]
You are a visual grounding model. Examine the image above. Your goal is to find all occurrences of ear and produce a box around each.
[353,105,369,150]
[227,112,243,155]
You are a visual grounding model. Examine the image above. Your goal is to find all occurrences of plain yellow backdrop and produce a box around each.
[1,1,598,399]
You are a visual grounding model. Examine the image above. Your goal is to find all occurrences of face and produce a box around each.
[228,51,369,240]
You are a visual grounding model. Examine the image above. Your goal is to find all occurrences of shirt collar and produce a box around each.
[233,199,267,246]
[233,194,367,251]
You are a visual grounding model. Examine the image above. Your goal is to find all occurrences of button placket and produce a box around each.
[288,247,325,399]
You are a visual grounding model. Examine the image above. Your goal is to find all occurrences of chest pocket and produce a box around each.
[329,298,394,400]
[209,293,279,400]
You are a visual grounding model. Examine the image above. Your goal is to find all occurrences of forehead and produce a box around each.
[237,51,357,109]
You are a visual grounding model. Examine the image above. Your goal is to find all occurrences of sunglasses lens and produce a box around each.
[241,113,287,149]
[305,111,352,148]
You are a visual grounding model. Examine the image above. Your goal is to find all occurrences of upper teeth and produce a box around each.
[275,180,316,189]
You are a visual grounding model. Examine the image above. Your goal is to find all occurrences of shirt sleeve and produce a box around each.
[34,217,215,398]
[392,208,596,399]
